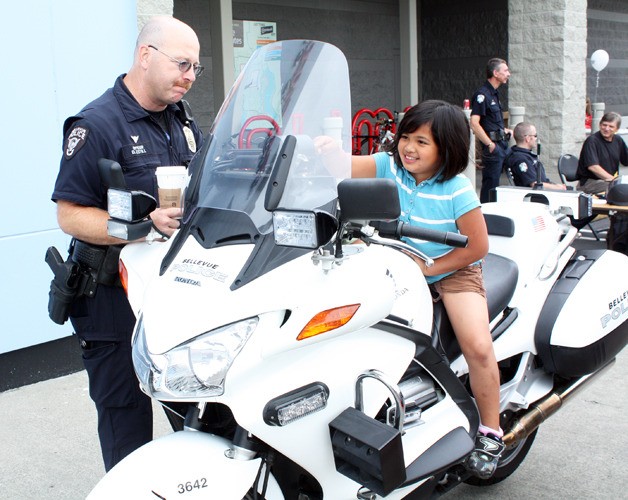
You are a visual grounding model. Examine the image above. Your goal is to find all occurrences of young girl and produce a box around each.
[352,100,504,478]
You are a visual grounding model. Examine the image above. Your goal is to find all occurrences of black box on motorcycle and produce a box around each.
[329,407,406,496]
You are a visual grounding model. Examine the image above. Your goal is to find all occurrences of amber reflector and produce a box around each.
[297,304,360,340]
[119,259,129,295]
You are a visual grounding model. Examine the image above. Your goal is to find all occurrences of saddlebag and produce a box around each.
[535,249,628,377]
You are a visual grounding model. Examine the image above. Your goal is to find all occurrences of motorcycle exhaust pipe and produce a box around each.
[502,359,615,447]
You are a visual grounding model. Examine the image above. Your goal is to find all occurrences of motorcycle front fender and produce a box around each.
[88,431,280,499]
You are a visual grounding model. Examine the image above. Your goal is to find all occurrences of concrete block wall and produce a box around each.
[137,0,174,29]
[136,0,626,160]
[587,0,628,116]
[174,2,214,132]
[231,1,400,121]
[173,0,401,132]
[509,0,587,176]
[420,0,509,109]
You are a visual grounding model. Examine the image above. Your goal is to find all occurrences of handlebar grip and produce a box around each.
[400,223,468,248]
[372,221,468,248]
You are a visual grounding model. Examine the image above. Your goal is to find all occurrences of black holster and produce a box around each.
[488,130,511,142]
[45,240,123,325]
[45,246,81,325]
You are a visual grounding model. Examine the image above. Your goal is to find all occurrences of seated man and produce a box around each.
[576,111,628,195]
[503,122,566,190]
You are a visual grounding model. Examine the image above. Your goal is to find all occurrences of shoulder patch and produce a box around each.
[64,126,89,160]
[518,162,528,173]
[476,95,485,104]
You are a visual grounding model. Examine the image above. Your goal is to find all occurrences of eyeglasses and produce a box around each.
[148,45,204,77]
[525,134,538,138]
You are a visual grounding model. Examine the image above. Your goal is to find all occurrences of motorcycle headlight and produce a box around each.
[132,314,258,399]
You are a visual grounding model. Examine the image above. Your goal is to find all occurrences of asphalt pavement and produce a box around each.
[0,347,626,499]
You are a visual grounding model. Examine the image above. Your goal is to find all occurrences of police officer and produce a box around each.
[470,58,512,203]
[504,122,566,190]
[51,16,203,471]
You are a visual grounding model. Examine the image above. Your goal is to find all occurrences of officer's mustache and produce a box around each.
[175,80,192,91]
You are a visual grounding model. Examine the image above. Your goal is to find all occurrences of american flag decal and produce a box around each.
[532,216,546,232]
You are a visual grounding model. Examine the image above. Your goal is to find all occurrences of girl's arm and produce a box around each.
[314,136,377,178]
[412,207,489,276]
[351,154,377,178]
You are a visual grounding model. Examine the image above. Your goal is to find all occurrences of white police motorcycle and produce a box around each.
[89,40,627,499]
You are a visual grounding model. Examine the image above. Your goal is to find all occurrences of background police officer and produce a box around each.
[504,122,566,190]
[51,16,203,471]
[470,58,512,203]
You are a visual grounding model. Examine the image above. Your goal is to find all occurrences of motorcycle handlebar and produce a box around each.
[372,221,468,248]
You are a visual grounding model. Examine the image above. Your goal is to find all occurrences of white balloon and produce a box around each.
[591,50,609,72]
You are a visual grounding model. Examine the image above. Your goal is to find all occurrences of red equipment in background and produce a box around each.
[351,107,396,155]
[352,107,412,155]
[238,115,281,149]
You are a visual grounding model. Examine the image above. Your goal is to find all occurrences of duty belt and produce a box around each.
[70,239,123,288]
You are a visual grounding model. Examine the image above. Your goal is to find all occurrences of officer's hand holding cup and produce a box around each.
[156,166,188,213]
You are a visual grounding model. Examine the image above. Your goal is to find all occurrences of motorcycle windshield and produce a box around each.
[187,40,351,233]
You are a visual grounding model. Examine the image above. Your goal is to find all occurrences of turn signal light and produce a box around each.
[119,259,129,295]
[297,304,360,340]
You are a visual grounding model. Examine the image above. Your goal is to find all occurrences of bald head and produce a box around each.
[136,16,199,58]
[513,122,538,151]
[124,16,201,111]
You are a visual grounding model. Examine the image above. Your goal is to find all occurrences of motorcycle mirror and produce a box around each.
[107,188,157,222]
[98,158,127,189]
[106,189,156,241]
[337,178,401,222]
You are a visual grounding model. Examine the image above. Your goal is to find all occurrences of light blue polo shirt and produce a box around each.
[373,152,480,284]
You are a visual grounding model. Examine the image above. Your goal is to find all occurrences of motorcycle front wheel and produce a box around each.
[464,428,538,486]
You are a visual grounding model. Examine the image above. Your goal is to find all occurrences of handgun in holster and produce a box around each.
[45,241,123,325]
[488,130,512,142]
[45,246,81,325]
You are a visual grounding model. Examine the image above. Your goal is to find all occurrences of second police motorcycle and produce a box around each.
[88,40,628,498]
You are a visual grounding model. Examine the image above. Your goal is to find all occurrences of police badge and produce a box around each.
[183,126,197,153]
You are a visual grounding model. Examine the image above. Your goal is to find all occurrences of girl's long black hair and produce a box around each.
[387,100,470,182]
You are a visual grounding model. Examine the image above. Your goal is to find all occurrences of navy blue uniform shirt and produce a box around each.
[51,75,202,340]
[52,75,202,209]
[471,81,505,134]
[504,146,549,187]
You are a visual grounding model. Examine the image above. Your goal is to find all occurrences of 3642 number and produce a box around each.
[177,478,208,494]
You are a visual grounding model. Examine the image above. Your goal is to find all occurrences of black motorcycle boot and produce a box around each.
[464,432,505,479]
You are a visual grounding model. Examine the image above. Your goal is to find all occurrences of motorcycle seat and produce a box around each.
[434,253,518,360]
[483,253,518,320]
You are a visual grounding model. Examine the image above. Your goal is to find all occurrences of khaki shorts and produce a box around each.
[430,263,486,300]
[577,178,609,195]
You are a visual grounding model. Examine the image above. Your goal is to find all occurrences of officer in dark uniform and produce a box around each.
[51,16,203,471]
[503,122,565,190]
[504,145,549,187]
[470,58,512,203]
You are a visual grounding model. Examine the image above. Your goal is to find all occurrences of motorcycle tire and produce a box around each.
[464,428,538,486]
